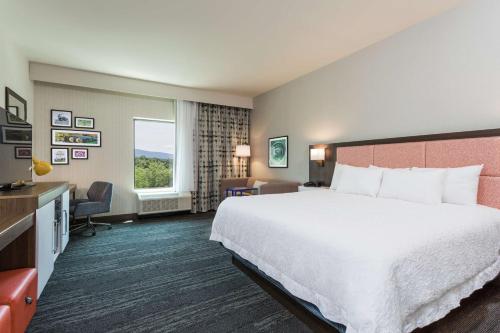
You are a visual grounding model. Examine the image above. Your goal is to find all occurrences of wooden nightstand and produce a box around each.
[298,185,329,192]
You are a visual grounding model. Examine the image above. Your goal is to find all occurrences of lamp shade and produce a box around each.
[235,145,251,157]
[32,158,53,176]
[310,148,325,161]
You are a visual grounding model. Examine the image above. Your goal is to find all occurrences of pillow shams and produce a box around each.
[378,169,445,204]
[412,165,483,205]
[330,163,345,190]
[335,165,383,197]
[369,165,410,171]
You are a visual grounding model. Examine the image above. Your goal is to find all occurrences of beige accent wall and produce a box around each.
[251,0,500,183]
[33,82,175,215]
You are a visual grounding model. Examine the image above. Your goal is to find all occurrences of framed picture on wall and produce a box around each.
[7,106,18,116]
[14,146,32,159]
[1,126,32,144]
[51,129,101,147]
[71,148,88,159]
[268,135,288,168]
[6,110,27,125]
[8,106,26,122]
[51,148,69,165]
[51,109,73,127]
[74,117,95,129]
[5,87,27,121]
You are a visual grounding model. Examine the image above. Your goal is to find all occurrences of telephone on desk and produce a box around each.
[303,181,323,187]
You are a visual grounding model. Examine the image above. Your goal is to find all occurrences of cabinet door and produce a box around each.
[61,190,70,252]
[36,200,55,298]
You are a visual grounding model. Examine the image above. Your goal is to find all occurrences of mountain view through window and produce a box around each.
[134,119,175,189]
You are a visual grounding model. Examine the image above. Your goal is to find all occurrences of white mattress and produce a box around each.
[210,190,500,333]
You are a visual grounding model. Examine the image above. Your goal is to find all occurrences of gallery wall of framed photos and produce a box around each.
[50,109,99,165]
[33,82,175,215]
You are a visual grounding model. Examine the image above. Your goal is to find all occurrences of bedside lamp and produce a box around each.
[235,144,251,177]
[310,148,325,167]
[235,145,251,158]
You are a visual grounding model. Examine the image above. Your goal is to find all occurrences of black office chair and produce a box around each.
[70,181,113,236]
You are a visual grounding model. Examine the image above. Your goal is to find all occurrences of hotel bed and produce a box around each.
[210,129,500,333]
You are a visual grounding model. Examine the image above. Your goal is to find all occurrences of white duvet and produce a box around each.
[210,190,500,333]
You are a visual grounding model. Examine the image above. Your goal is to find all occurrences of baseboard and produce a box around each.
[72,210,201,224]
[136,210,193,219]
[73,213,137,224]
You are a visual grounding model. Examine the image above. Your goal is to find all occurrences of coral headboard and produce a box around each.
[309,128,500,209]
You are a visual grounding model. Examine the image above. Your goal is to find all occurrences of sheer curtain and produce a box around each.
[175,100,198,193]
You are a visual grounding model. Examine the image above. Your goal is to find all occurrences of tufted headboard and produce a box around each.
[309,128,500,209]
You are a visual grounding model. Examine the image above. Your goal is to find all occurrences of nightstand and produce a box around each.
[298,185,329,192]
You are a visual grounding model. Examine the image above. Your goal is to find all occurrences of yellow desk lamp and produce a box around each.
[11,158,52,189]
[32,157,53,176]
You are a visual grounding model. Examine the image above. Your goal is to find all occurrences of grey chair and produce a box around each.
[70,181,113,236]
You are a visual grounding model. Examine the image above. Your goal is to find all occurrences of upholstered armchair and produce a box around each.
[220,177,300,201]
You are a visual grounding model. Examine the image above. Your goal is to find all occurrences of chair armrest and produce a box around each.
[260,182,300,195]
[70,199,89,206]
[220,178,249,198]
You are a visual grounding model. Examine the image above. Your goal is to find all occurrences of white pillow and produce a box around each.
[336,165,383,197]
[330,162,346,190]
[369,165,411,171]
[253,180,268,194]
[412,165,483,205]
[378,169,445,204]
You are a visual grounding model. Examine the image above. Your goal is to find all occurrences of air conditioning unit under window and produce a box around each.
[136,191,192,215]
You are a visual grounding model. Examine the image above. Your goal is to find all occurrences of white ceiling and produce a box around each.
[1,0,463,97]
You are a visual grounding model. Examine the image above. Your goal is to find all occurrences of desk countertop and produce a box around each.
[0,182,68,199]
[0,182,69,209]
[0,213,34,252]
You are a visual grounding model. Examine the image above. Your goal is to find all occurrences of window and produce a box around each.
[134,118,175,189]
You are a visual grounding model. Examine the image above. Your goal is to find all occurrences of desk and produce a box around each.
[69,184,77,200]
[0,182,68,272]
[0,213,34,254]
[0,213,35,271]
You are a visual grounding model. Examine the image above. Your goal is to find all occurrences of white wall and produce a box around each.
[30,63,253,109]
[251,0,500,183]
[0,32,34,186]
[0,32,33,122]
[33,82,175,215]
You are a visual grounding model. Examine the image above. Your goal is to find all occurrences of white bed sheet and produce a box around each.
[210,190,500,333]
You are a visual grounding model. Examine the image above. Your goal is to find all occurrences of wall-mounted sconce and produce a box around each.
[310,148,325,167]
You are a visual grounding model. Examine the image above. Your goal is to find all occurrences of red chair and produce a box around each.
[0,305,11,333]
[0,269,37,333]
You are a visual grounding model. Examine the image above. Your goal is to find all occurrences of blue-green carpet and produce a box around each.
[27,213,311,333]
